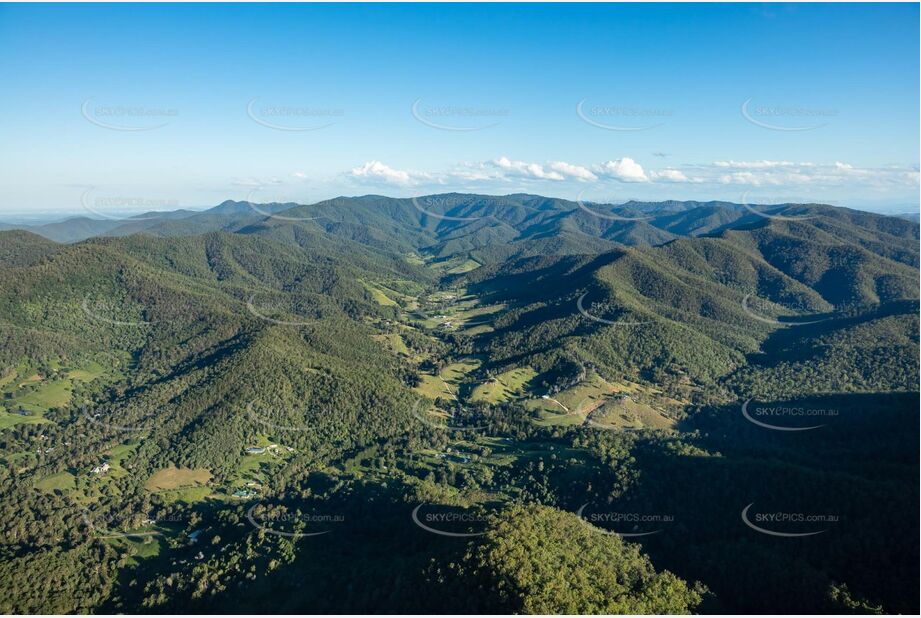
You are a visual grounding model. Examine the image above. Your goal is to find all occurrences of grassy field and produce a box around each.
[157,485,214,504]
[377,281,424,303]
[567,395,674,430]
[0,411,51,429]
[360,281,398,306]
[0,371,19,389]
[445,258,482,274]
[532,409,586,427]
[413,358,482,401]
[145,466,212,492]
[428,257,478,274]
[470,367,538,403]
[524,372,679,429]
[34,471,76,492]
[103,442,140,478]
[414,374,453,400]
[229,436,293,491]
[106,442,139,461]
[588,397,675,430]
[66,361,106,381]
[436,302,506,334]
[453,303,504,322]
[16,373,43,388]
[14,379,72,411]
[237,448,279,478]
[440,359,481,384]
[459,324,493,336]
[0,360,113,428]
[525,374,614,415]
[372,333,410,356]
[414,290,488,330]
[426,289,466,302]
[108,535,162,565]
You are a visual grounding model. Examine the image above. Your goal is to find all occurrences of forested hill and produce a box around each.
[0,193,917,614]
[7,194,918,257]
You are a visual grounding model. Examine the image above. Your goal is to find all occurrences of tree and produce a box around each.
[449,503,707,614]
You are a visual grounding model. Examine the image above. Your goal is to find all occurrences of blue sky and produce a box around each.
[0,2,918,218]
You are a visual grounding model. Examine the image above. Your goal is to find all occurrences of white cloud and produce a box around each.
[350,160,427,186]
[650,169,689,182]
[232,177,282,188]
[902,169,921,184]
[595,158,649,182]
[698,160,920,189]
[718,171,759,185]
[494,156,565,181]
[341,158,919,193]
[713,160,796,169]
[449,168,497,182]
[458,157,599,182]
[548,161,597,181]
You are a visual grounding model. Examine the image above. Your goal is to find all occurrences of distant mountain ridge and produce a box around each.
[0,200,294,243]
[3,194,916,250]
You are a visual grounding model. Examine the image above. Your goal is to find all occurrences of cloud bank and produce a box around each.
[345,157,919,191]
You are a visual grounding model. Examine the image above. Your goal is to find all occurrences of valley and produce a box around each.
[0,194,916,614]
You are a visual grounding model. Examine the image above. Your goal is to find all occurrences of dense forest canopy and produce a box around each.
[0,194,917,614]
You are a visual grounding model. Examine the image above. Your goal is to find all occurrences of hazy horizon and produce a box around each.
[1,191,918,226]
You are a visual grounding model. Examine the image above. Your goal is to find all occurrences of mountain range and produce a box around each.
[0,193,917,614]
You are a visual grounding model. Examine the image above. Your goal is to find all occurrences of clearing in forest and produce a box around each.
[145,466,212,492]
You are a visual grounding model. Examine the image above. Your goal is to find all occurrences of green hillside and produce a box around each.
[0,195,916,614]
